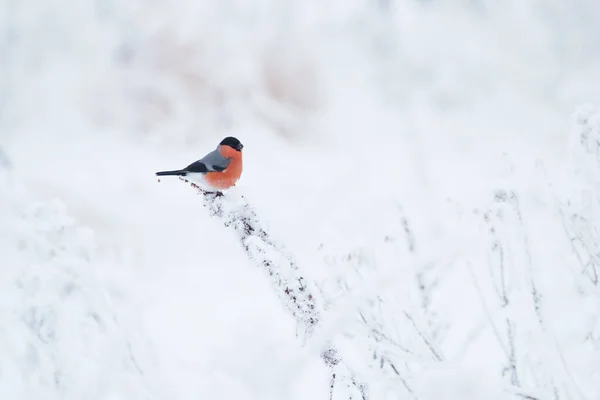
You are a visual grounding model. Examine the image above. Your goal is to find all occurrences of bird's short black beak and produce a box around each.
[236,144,244,151]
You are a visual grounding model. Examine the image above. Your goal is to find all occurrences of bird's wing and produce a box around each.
[184,148,230,173]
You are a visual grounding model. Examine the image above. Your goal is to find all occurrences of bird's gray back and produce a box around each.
[198,147,231,172]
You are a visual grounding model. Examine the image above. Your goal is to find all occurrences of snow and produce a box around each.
[2,0,600,399]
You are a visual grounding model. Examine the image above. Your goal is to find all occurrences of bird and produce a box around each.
[156,136,243,192]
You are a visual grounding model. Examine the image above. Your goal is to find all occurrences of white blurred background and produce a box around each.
[2,0,600,399]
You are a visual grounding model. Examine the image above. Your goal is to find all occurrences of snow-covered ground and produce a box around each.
[2,1,600,399]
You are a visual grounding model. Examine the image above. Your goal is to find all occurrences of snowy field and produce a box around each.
[2,1,600,399]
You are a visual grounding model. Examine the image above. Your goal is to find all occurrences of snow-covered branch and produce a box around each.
[184,179,320,336]
[182,178,367,399]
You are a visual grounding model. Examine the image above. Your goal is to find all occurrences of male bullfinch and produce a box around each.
[156,136,243,192]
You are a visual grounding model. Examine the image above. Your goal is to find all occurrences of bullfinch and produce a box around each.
[156,136,243,192]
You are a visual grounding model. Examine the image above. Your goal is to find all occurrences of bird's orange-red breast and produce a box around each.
[205,144,243,189]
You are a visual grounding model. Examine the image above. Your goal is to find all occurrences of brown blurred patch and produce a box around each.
[263,48,319,112]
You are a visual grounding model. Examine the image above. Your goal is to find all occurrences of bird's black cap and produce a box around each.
[220,136,243,151]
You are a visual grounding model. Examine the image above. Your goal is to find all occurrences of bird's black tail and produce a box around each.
[156,170,187,176]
